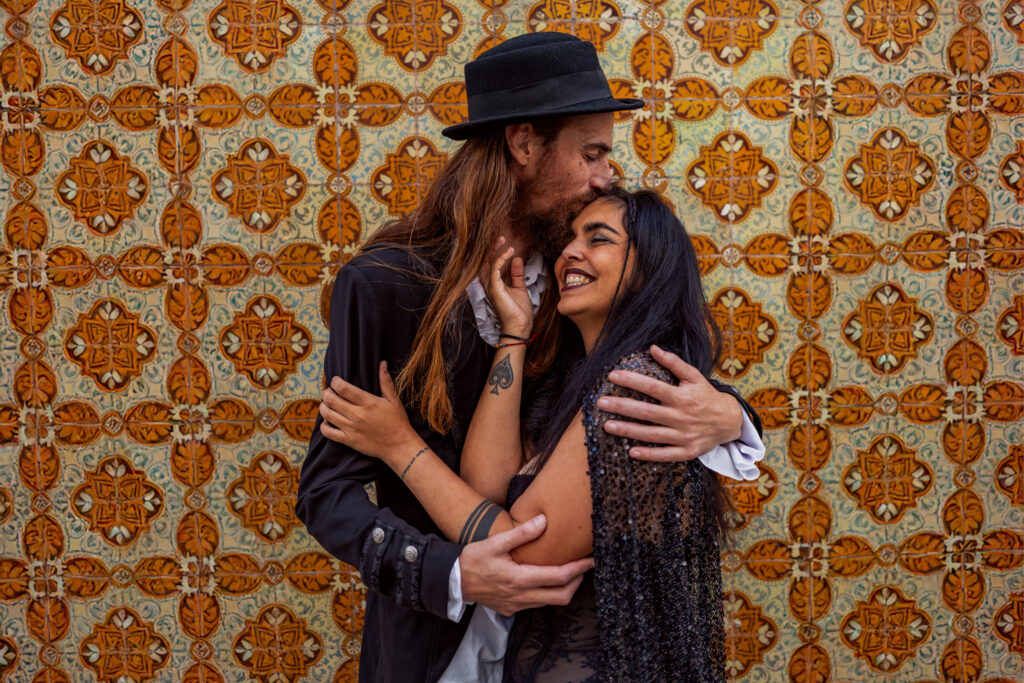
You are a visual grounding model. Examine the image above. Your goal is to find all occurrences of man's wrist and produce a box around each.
[720,392,744,443]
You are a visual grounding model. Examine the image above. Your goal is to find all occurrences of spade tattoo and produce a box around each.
[488,354,514,395]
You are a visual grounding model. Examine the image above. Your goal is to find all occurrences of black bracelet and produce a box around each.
[498,333,532,342]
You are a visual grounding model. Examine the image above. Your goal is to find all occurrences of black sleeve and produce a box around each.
[295,261,460,619]
[710,378,763,437]
[586,352,726,679]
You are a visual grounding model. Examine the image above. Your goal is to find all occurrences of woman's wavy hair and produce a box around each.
[360,122,565,433]
[522,188,732,539]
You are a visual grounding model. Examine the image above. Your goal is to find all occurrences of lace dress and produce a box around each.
[503,351,726,682]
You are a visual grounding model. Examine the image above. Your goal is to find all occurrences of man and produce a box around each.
[296,32,763,682]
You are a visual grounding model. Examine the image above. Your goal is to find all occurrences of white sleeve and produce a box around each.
[447,558,469,622]
[697,411,765,481]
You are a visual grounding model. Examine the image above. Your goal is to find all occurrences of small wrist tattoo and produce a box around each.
[400,446,429,481]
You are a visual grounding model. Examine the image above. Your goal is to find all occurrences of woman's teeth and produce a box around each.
[565,273,592,287]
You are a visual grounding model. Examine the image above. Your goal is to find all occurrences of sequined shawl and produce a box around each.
[582,351,726,682]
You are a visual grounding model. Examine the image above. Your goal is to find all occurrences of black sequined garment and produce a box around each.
[505,351,726,682]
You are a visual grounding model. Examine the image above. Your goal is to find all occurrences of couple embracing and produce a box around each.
[296,32,765,683]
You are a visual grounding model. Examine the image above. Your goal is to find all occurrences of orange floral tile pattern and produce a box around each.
[0,1,1020,681]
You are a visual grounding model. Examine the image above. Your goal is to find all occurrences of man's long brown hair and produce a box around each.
[362,127,562,433]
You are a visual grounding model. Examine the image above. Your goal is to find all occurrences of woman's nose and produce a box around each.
[560,242,583,261]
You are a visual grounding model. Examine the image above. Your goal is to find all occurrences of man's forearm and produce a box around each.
[296,424,461,618]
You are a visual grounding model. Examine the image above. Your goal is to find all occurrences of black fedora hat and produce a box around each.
[442,32,643,140]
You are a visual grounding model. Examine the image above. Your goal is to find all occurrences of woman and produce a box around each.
[319,189,736,681]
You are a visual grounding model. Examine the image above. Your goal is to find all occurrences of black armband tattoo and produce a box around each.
[488,354,515,396]
[458,500,503,544]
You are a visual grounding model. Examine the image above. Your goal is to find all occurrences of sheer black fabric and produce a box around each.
[504,352,726,682]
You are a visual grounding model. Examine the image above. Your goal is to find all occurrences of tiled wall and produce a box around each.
[0,0,1021,680]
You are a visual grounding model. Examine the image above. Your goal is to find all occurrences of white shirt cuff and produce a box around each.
[447,558,469,622]
[697,411,765,481]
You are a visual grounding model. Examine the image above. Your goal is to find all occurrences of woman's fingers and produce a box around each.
[378,361,399,402]
[328,376,375,406]
[319,398,353,427]
[489,246,516,288]
[319,417,348,443]
[509,255,526,290]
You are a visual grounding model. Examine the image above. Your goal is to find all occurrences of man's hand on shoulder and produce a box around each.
[459,515,593,617]
[598,344,743,462]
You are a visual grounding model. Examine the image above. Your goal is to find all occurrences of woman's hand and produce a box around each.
[319,362,422,466]
[484,237,533,338]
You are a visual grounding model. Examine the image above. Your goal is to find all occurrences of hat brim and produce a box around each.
[442,96,644,140]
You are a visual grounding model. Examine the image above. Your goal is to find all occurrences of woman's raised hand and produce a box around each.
[485,237,533,338]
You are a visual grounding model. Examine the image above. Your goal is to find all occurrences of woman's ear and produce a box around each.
[505,123,536,169]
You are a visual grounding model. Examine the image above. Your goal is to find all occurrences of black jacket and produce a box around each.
[296,246,492,683]
[295,245,764,683]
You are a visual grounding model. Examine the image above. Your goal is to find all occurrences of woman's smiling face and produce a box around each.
[553,198,634,340]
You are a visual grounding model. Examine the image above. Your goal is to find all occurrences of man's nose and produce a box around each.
[590,162,612,191]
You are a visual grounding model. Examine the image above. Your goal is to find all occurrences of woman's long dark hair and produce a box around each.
[522,188,732,540]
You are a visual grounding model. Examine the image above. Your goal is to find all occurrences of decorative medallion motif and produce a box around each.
[227,452,301,542]
[840,586,931,672]
[842,435,933,523]
[842,283,933,374]
[994,593,1024,657]
[368,0,461,71]
[64,299,158,391]
[1006,0,1024,41]
[684,0,779,66]
[371,138,448,217]
[723,592,778,677]
[686,132,778,222]
[0,636,16,678]
[527,0,621,49]
[996,446,1023,506]
[845,0,938,62]
[233,605,323,682]
[710,289,778,377]
[844,128,935,221]
[213,139,305,233]
[56,141,148,236]
[80,607,171,682]
[998,294,1024,355]
[208,0,301,73]
[50,0,144,75]
[219,296,312,389]
[1000,140,1024,203]
[72,456,164,545]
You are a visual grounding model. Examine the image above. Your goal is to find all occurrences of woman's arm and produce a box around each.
[388,408,592,565]
[459,243,534,504]
[459,343,528,504]
[320,363,593,565]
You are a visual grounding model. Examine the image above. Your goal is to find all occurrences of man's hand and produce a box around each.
[598,344,743,461]
[459,515,593,617]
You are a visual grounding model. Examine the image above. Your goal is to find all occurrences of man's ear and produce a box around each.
[505,123,536,168]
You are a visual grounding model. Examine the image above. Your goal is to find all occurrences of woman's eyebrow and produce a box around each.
[583,221,621,236]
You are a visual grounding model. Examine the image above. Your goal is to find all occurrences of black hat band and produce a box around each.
[468,69,613,119]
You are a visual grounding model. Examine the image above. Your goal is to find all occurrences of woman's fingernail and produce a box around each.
[607,371,619,381]
[605,421,617,432]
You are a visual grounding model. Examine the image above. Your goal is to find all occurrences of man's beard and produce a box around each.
[516,189,599,261]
